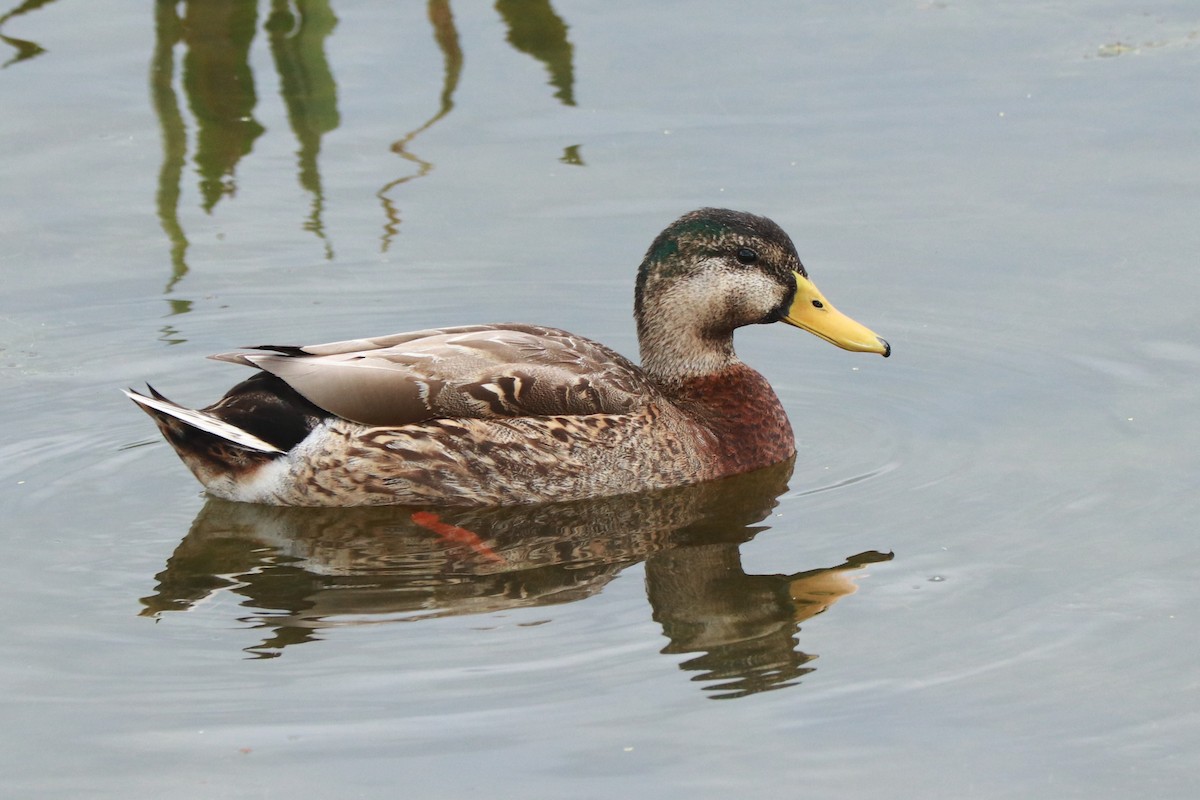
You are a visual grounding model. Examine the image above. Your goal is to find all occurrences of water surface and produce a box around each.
[2,1,1199,797]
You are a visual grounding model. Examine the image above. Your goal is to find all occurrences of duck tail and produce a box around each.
[124,386,285,454]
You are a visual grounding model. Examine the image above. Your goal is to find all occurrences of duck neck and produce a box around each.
[635,288,796,473]
[636,293,741,384]
[638,324,740,384]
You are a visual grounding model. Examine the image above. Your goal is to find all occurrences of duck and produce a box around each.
[125,208,890,507]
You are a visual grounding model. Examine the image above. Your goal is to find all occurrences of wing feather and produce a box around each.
[210,324,658,426]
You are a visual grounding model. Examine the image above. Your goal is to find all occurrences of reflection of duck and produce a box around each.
[648,546,891,699]
[141,458,893,698]
[126,208,889,506]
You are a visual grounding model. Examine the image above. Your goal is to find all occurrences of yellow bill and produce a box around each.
[782,271,890,357]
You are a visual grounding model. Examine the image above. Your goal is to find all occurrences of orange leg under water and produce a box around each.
[410,511,505,564]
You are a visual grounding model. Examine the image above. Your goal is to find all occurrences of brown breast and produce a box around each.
[669,363,796,475]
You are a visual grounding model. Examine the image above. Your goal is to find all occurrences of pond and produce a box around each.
[2,1,1198,797]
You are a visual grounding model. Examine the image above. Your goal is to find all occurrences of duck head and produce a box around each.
[634,208,890,381]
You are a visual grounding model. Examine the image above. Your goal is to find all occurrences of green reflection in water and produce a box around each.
[140,459,894,699]
[148,0,342,332]
[379,0,580,250]
[181,0,265,212]
[495,0,575,107]
[17,0,590,334]
[0,0,58,69]
[158,298,194,345]
[151,0,189,290]
[378,0,462,252]
[266,0,340,260]
[7,0,583,287]
[559,143,584,166]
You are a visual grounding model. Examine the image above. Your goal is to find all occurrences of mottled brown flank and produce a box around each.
[262,364,793,507]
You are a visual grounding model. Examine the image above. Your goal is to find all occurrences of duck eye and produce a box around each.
[735,247,759,265]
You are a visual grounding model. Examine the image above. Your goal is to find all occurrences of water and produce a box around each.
[2,1,1199,797]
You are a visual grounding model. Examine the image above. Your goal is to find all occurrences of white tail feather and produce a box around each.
[123,389,284,454]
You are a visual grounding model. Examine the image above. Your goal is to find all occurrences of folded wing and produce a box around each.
[209,323,657,426]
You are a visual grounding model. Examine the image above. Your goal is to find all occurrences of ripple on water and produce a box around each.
[776,301,1120,525]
